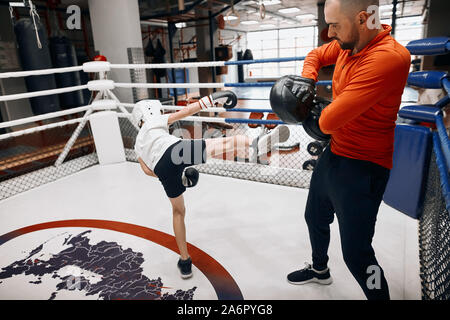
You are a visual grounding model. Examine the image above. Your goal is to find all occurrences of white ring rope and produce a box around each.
[0,117,84,142]
[0,66,83,79]
[111,61,226,70]
[0,104,93,129]
[118,113,226,124]
[114,82,226,89]
[0,84,88,102]
[119,103,250,114]
[0,81,228,103]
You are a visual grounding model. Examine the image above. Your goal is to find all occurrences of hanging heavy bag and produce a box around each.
[14,18,60,115]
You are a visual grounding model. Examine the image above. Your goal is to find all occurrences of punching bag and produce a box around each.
[14,18,60,115]
[49,36,84,109]
[0,112,5,135]
[237,50,244,83]
[153,39,167,79]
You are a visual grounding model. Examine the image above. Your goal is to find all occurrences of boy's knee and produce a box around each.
[173,207,186,217]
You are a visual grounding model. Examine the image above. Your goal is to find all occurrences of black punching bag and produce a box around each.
[237,50,244,83]
[0,112,5,134]
[14,18,60,115]
[49,36,84,109]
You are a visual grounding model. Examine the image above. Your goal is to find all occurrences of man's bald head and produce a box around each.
[326,0,380,18]
[325,0,382,53]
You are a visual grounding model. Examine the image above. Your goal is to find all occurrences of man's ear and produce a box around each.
[357,11,367,25]
[357,11,372,29]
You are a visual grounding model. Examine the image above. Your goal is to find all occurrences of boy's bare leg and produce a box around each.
[136,158,189,259]
[205,135,251,160]
[169,194,189,260]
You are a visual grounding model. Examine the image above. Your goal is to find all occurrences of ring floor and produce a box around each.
[0,162,420,300]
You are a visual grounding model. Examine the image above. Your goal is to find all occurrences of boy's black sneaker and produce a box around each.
[177,257,193,279]
[287,263,333,285]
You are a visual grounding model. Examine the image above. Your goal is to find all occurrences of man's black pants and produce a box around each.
[305,146,391,300]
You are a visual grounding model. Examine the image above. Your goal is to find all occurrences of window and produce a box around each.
[245,26,318,79]
[244,16,425,79]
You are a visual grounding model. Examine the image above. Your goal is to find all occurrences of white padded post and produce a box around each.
[89,111,126,165]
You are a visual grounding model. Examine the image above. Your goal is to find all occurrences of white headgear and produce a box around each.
[132,100,163,126]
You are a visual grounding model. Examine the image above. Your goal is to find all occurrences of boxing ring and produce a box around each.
[0,37,448,300]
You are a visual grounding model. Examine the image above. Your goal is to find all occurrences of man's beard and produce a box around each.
[339,40,356,50]
[336,28,359,51]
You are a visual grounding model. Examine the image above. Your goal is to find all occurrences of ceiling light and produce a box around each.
[278,7,301,14]
[175,22,187,28]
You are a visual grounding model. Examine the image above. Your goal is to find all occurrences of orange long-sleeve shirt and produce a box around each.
[302,25,411,169]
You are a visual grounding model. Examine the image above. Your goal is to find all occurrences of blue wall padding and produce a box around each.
[406,37,449,55]
[383,124,432,219]
[398,105,441,123]
[407,71,448,89]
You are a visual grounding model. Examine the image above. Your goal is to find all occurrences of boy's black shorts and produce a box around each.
[153,139,207,198]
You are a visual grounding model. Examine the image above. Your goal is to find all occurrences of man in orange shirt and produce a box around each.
[283,0,411,300]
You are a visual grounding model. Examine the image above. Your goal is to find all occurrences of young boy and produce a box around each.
[132,91,290,279]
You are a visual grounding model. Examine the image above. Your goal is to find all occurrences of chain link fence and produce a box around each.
[0,114,98,200]
[419,151,450,300]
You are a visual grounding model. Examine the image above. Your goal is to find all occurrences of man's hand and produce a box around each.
[302,97,331,142]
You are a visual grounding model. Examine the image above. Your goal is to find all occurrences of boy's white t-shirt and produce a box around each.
[134,114,181,171]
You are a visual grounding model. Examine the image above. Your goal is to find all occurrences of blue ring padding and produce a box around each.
[443,78,450,95]
[407,71,448,89]
[226,82,275,87]
[406,37,449,55]
[398,105,441,123]
[226,108,274,113]
[317,81,332,86]
[436,95,450,109]
[432,132,450,212]
[225,56,306,66]
[225,80,332,87]
[435,114,450,171]
[225,118,286,125]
